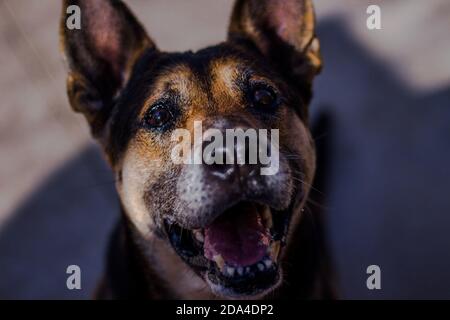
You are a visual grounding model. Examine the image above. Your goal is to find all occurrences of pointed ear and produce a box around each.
[60,0,157,137]
[228,0,322,103]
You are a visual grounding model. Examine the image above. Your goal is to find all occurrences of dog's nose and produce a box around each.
[203,144,236,180]
[203,140,260,182]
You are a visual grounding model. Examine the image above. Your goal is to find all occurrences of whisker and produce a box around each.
[306,198,329,211]
[290,176,325,196]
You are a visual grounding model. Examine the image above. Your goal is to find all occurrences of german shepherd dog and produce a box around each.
[60,0,335,299]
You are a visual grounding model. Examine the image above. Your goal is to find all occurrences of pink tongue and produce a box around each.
[204,204,270,267]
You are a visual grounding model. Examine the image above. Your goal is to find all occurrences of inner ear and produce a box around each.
[61,0,157,137]
[229,0,316,54]
[85,1,128,79]
[265,0,316,53]
[77,0,154,86]
[228,0,322,103]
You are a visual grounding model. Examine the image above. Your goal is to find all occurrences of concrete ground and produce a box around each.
[0,0,449,299]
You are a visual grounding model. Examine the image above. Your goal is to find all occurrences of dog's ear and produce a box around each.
[60,0,156,137]
[228,0,322,103]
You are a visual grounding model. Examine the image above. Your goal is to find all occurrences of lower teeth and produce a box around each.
[213,254,225,272]
[215,256,275,277]
[226,267,235,277]
[193,230,204,243]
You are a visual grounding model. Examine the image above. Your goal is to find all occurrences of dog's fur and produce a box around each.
[60,0,335,299]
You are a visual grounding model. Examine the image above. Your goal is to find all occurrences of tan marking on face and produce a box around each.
[138,65,200,119]
[209,58,244,113]
[135,63,212,136]
[116,135,166,236]
[209,58,282,114]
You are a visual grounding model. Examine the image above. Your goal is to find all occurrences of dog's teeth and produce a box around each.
[257,263,265,271]
[213,255,225,272]
[264,259,273,268]
[193,230,204,243]
[261,206,273,229]
[311,38,320,52]
[269,241,281,261]
[226,266,235,277]
[237,267,244,276]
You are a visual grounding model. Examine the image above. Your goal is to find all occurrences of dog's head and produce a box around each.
[61,0,322,298]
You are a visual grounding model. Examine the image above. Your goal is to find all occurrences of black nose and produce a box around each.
[203,144,236,180]
[202,140,261,182]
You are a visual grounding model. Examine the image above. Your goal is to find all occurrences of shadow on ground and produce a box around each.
[313,18,450,299]
[0,17,449,299]
[0,145,117,299]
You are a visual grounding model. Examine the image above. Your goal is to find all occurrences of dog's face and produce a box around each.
[61,0,322,298]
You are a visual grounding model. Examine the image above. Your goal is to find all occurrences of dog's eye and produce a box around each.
[252,87,277,110]
[144,105,173,129]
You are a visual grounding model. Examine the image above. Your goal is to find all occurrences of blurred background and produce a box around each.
[0,0,449,299]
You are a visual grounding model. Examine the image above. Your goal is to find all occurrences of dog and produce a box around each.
[60,0,335,299]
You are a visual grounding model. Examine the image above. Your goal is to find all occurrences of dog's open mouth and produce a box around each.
[164,201,291,297]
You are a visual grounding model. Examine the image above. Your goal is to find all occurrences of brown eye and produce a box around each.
[145,105,173,129]
[252,87,277,109]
